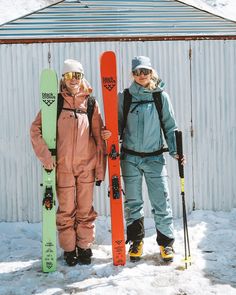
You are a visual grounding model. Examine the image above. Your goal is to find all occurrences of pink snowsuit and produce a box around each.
[30,88,106,251]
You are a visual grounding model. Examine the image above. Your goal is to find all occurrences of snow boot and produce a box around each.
[160,246,174,262]
[126,217,145,262]
[77,246,93,265]
[64,249,78,266]
[128,240,144,262]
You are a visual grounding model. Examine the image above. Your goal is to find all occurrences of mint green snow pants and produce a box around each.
[121,153,174,240]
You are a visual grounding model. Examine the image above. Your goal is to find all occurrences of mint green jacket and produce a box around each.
[118,81,178,156]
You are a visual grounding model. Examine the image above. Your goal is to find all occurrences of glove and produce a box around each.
[95,180,102,186]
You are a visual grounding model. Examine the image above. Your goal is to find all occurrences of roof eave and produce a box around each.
[1,34,236,44]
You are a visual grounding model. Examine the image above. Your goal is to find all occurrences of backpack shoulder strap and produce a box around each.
[121,88,132,139]
[87,96,96,135]
[153,91,166,136]
[57,93,64,120]
[153,91,163,121]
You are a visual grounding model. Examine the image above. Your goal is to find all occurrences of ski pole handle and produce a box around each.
[175,130,184,179]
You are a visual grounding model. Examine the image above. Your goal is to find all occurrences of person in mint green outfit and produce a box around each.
[118,56,184,262]
[101,56,185,262]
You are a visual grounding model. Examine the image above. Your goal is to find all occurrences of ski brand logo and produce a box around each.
[115,240,123,245]
[42,92,56,106]
[103,76,116,91]
[46,261,53,269]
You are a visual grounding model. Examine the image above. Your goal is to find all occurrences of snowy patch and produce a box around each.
[0,209,236,294]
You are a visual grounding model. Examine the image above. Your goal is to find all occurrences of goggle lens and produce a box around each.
[63,72,83,80]
[133,68,151,76]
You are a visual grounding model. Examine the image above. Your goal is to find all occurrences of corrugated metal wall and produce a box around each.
[190,40,236,211]
[0,40,235,222]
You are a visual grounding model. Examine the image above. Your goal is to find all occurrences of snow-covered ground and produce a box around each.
[0,0,236,26]
[0,209,236,295]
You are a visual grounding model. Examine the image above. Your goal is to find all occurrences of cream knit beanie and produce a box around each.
[62,59,84,74]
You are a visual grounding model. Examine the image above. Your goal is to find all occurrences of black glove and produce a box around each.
[95,180,102,186]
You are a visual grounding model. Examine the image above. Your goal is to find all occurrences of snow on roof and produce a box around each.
[0,0,235,42]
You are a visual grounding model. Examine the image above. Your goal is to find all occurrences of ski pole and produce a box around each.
[175,130,191,269]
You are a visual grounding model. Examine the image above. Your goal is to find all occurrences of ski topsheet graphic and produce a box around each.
[100,51,126,266]
[40,69,58,272]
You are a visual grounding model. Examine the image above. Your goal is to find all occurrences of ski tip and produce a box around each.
[100,50,117,82]
[40,68,58,86]
[100,50,116,60]
[41,68,56,74]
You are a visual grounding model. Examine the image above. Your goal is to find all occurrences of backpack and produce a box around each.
[57,93,96,134]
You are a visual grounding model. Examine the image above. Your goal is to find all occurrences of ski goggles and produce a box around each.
[132,68,152,76]
[63,72,84,80]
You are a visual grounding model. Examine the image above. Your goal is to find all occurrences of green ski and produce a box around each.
[40,69,58,272]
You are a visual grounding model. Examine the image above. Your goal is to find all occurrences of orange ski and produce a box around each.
[100,51,126,266]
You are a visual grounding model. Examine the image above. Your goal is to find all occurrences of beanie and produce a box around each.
[62,59,84,74]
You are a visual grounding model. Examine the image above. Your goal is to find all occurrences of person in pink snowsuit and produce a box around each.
[31,59,106,266]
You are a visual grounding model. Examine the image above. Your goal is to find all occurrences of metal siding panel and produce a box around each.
[0,39,235,221]
[191,40,236,211]
[0,43,50,221]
